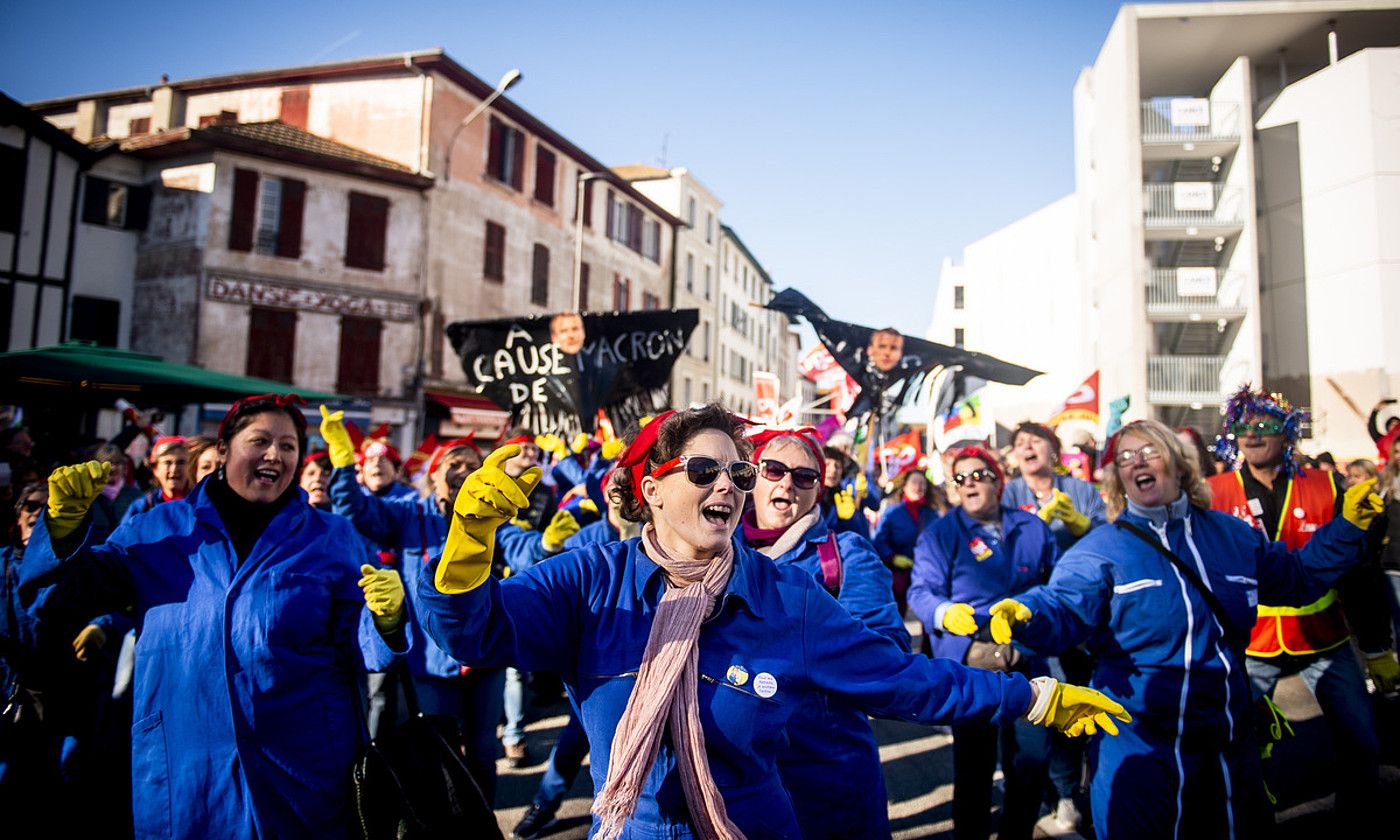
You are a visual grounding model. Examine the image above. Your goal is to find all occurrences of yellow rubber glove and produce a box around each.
[542,510,580,552]
[1045,489,1091,537]
[436,445,542,594]
[72,623,107,663]
[1366,650,1399,694]
[891,554,914,571]
[988,597,1033,644]
[1341,478,1384,530]
[941,602,978,636]
[534,434,567,461]
[358,564,406,632]
[601,439,624,460]
[570,433,591,455]
[834,490,856,521]
[318,405,357,469]
[855,472,869,502]
[579,498,599,516]
[47,461,112,541]
[1027,677,1132,736]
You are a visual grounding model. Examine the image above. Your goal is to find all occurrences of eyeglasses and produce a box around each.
[1114,444,1164,467]
[20,498,45,513]
[1229,419,1284,437]
[952,469,998,487]
[650,455,758,492]
[759,459,821,490]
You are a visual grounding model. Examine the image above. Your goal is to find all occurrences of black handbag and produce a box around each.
[352,666,504,840]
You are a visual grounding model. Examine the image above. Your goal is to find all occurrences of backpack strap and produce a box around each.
[817,530,842,595]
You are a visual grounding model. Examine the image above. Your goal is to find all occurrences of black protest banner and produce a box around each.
[763,288,1040,419]
[446,309,699,436]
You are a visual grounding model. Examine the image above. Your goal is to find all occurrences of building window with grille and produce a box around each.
[337,316,382,395]
[487,116,525,190]
[484,221,506,282]
[534,146,556,206]
[246,307,296,383]
[953,285,965,310]
[531,243,550,307]
[227,169,303,257]
[345,191,388,271]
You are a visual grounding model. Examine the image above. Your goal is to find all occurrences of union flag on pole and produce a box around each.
[1049,371,1100,426]
[876,431,926,477]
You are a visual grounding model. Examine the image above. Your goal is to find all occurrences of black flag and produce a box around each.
[763,288,1040,418]
[446,309,699,436]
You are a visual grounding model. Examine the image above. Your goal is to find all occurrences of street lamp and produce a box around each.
[443,68,523,182]
[573,170,609,312]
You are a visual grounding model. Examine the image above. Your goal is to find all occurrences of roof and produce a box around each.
[120,120,433,189]
[0,90,96,164]
[720,224,772,284]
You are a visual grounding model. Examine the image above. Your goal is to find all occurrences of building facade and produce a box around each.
[718,225,796,418]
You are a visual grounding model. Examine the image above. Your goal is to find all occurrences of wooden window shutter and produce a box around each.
[509,128,525,190]
[531,243,549,306]
[337,315,383,395]
[534,146,556,206]
[276,179,305,258]
[484,221,505,281]
[279,87,310,130]
[246,307,297,382]
[345,192,389,271]
[229,168,259,252]
[487,117,505,181]
[579,263,590,311]
[583,180,594,229]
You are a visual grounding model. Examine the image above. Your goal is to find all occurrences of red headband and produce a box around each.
[217,393,307,440]
[357,438,402,466]
[149,435,187,462]
[301,450,330,470]
[950,445,1005,493]
[750,427,825,478]
[426,434,480,476]
[501,434,535,448]
[616,410,677,504]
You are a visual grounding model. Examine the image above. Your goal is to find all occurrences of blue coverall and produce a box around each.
[872,502,940,615]
[1001,474,1107,556]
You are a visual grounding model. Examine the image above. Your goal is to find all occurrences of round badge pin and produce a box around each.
[753,672,778,699]
[1293,507,1305,519]
[725,665,749,687]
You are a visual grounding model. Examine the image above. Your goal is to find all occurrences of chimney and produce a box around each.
[150,85,186,133]
[73,98,108,142]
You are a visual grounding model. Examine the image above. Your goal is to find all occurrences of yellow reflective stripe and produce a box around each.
[1274,478,1295,541]
[1255,588,1339,617]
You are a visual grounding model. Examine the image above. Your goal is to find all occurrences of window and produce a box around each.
[69,295,120,347]
[252,176,307,258]
[345,191,389,271]
[683,377,692,407]
[953,285,965,310]
[246,307,296,383]
[704,265,711,301]
[705,212,714,244]
[199,110,238,127]
[578,263,590,311]
[612,274,630,311]
[702,381,709,401]
[534,146,556,206]
[0,143,23,233]
[581,178,594,229]
[954,328,965,348]
[484,221,505,281]
[685,253,695,291]
[229,168,259,251]
[702,321,710,361]
[128,117,150,136]
[486,116,524,190]
[642,292,660,310]
[531,243,549,307]
[643,219,660,262]
[336,315,382,394]
[81,175,151,231]
[687,197,696,227]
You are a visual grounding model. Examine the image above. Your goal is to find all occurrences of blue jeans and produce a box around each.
[502,666,526,746]
[534,710,590,810]
[1245,647,1379,823]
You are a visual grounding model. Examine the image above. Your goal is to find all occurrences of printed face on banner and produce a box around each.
[866,329,905,372]
[549,312,587,355]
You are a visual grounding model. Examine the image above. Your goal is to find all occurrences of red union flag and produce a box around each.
[877,431,926,477]
[1049,371,1100,426]
[799,345,858,417]
[753,372,780,424]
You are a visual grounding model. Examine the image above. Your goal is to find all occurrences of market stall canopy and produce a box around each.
[0,342,344,406]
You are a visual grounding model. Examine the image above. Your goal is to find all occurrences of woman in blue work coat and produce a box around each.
[415,402,1130,839]
[989,420,1383,840]
[740,427,909,838]
[909,445,1059,840]
[20,394,407,840]
[873,466,944,616]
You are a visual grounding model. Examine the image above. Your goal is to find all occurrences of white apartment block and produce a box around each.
[718,225,796,418]
[931,1,1400,457]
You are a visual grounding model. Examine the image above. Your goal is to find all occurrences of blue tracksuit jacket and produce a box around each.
[19,483,402,840]
[739,517,909,838]
[909,506,1058,664]
[1002,474,1107,554]
[1012,493,1369,840]
[415,536,1033,838]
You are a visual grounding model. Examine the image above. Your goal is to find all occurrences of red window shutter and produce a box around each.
[534,147,556,206]
[583,181,594,229]
[128,117,150,136]
[509,128,525,190]
[628,206,642,251]
[345,192,389,271]
[276,178,305,258]
[487,117,505,181]
[245,307,297,382]
[279,87,310,129]
[484,221,505,281]
[531,243,549,306]
[337,316,383,395]
[228,168,258,252]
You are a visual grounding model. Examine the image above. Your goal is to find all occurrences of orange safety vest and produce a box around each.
[1207,470,1348,657]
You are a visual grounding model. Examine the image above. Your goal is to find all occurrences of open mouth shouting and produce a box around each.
[254,465,282,486]
[701,499,736,528]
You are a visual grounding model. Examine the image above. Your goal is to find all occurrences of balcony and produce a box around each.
[1147,355,1225,406]
[1141,100,1241,161]
[1145,268,1248,322]
[1142,183,1243,240]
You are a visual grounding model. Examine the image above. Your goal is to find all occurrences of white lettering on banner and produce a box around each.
[1175,267,1218,297]
[207,276,416,321]
[1169,98,1211,128]
[1172,182,1215,212]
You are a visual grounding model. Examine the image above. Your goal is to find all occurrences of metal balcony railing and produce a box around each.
[1143,183,1243,227]
[1145,269,1248,319]
[1147,355,1226,405]
[1141,100,1241,144]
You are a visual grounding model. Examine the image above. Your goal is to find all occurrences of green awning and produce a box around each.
[0,342,344,407]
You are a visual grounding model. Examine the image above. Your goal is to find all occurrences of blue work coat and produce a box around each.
[328,466,543,678]
[566,518,620,549]
[118,488,175,524]
[20,482,402,840]
[822,497,872,540]
[872,502,938,564]
[909,506,1058,663]
[415,536,1033,838]
[738,518,908,838]
[1012,493,1368,839]
[1002,474,1107,554]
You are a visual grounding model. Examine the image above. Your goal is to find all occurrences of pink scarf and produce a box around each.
[592,525,745,840]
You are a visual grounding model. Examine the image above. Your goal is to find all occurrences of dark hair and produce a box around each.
[1012,421,1060,458]
[219,398,307,460]
[13,480,46,516]
[299,450,331,478]
[608,403,751,524]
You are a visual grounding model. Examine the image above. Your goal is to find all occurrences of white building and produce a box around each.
[718,225,796,417]
[931,1,1400,457]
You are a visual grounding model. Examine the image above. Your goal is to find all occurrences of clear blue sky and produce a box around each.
[2,0,1152,336]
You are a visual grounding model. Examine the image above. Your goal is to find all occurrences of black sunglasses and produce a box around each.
[952,469,998,488]
[759,459,821,490]
[20,498,46,513]
[650,455,758,492]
